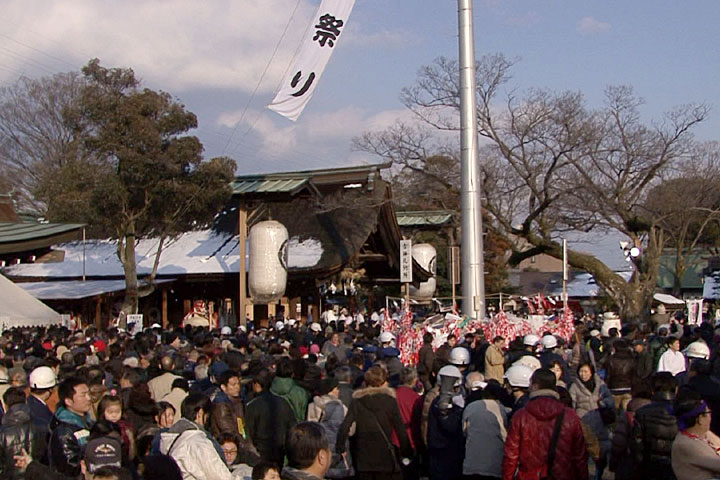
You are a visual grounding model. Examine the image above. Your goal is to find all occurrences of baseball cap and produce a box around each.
[84,436,122,472]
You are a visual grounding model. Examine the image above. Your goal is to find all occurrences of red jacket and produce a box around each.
[394,385,422,449]
[503,391,588,480]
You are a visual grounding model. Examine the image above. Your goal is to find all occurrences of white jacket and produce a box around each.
[160,418,243,480]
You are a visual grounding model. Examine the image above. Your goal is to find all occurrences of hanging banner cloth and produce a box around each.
[268,0,355,121]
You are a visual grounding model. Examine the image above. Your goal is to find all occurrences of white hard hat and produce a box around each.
[379,331,395,343]
[523,334,540,347]
[150,323,162,329]
[541,335,558,349]
[504,364,533,388]
[686,341,711,360]
[29,366,57,389]
[513,355,542,372]
[275,321,285,330]
[288,319,296,327]
[220,326,232,335]
[438,365,463,387]
[310,322,322,332]
[449,347,471,366]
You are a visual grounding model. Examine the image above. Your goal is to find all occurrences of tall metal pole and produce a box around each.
[458,0,486,320]
[562,238,568,312]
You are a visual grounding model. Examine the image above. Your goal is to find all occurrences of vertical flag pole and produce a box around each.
[563,238,568,312]
[458,0,486,320]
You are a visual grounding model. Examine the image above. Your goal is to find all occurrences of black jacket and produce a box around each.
[0,404,47,480]
[48,408,92,478]
[605,350,635,392]
[631,392,678,480]
[336,385,412,473]
[245,391,296,464]
[426,396,464,480]
[27,395,53,436]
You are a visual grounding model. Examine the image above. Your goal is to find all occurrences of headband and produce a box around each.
[676,400,708,430]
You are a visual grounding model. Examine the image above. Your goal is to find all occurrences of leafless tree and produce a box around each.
[355,54,709,320]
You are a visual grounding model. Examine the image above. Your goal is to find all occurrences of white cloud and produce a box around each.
[577,16,612,35]
[215,104,424,172]
[0,0,317,93]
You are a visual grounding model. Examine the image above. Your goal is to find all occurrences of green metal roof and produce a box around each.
[232,177,309,195]
[232,163,392,195]
[396,210,455,227]
[0,222,84,243]
[0,221,84,254]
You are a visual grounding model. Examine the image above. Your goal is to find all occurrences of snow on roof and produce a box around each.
[704,273,720,299]
[3,230,323,279]
[18,278,174,300]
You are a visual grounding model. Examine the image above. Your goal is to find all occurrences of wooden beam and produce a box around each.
[162,288,168,328]
[238,200,248,326]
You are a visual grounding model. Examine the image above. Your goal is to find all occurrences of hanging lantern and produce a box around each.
[410,243,436,301]
[248,220,288,303]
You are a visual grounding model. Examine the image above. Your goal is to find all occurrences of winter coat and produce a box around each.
[271,376,308,423]
[631,392,678,480]
[381,349,403,387]
[336,385,412,474]
[319,399,354,478]
[605,349,635,393]
[671,430,720,480]
[160,387,189,425]
[245,390,297,465]
[485,344,505,383]
[502,390,588,480]
[148,371,182,402]
[306,394,335,422]
[281,466,324,480]
[421,385,440,446]
[0,404,46,479]
[337,382,353,409]
[159,418,237,480]
[209,390,244,439]
[27,394,53,436]
[427,395,465,480]
[462,398,507,478]
[610,397,650,480]
[395,385,422,450]
[633,349,654,391]
[48,406,93,478]
[568,375,614,460]
[417,344,435,378]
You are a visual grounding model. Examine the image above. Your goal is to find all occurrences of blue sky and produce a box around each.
[0,0,718,175]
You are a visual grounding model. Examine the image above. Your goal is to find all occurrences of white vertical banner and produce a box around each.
[268,0,355,121]
[400,240,413,283]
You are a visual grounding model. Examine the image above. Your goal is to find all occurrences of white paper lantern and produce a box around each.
[410,243,436,301]
[249,220,288,303]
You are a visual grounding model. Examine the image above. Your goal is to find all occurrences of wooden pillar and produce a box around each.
[238,199,248,326]
[162,288,168,329]
[95,296,102,329]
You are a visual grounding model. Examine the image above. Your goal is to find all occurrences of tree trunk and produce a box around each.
[118,222,139,325]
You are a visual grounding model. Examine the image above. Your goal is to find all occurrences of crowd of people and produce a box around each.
[0,309,718,480]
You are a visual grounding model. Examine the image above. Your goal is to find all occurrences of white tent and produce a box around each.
[0,273,60,328]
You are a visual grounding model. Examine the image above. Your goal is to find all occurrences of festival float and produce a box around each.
[381,293,577,366]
